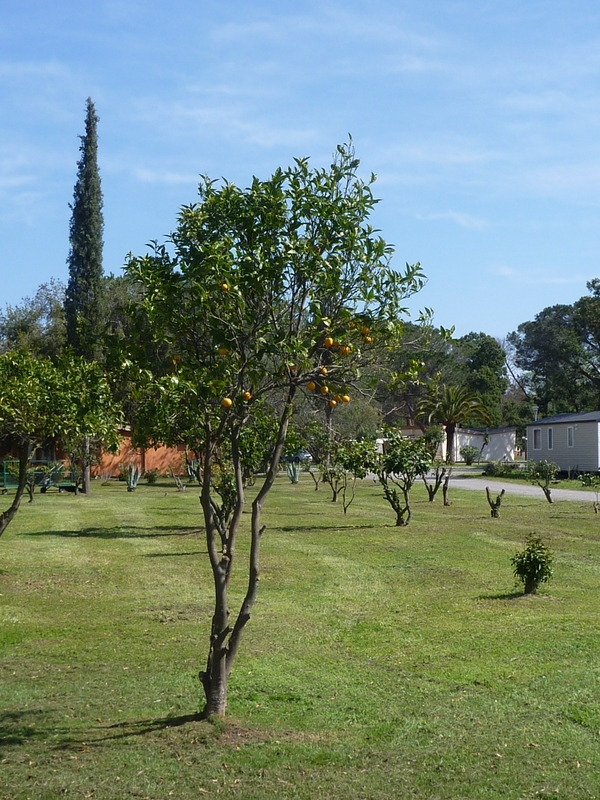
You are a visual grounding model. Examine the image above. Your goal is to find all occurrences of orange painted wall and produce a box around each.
[92,431,185,477]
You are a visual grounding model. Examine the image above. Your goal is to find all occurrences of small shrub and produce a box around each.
[578,472,600,511]
[144,468,159,485]
[460,445,480,466]
[511,534,554,595]
[483,461,526,478]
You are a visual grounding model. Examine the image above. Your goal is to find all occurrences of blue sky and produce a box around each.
[2,0,600,338]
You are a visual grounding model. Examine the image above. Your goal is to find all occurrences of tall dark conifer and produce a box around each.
[64,98,104,495]
[65,98,104,358]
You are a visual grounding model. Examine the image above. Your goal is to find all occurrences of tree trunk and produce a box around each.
[542,486,552,503]
[82,437,91,495]
[308,470,320,490]
[486,486,505,518]
[199,483,233,717]
[200,570,230,717]
[445,423,456,463]
[442,472,451,506]
[396,509,411,526]
[199,387,296,719]
[422,467,446,502]
[524,576,537,595]
[395,487,411,526]
[0,440,31,537]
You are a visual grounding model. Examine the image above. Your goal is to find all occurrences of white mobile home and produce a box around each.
[380,426,517,462]
[450,427,516,463]
[526,411,600,472]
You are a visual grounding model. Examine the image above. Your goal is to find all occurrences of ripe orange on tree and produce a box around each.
[320,385,329,394]
[319,366,328,375]
[243,391,252,401]
[329,399,337,408]
[342,395,351,403]
[218,347,229,356]
[323,336,334,348]
[221,283,229,291]
[221,397,233,408]
[306,381,316,391]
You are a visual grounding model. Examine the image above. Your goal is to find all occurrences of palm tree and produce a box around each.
[417,385,491,463]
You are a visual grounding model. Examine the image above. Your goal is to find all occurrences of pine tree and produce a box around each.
[65,97,104,358]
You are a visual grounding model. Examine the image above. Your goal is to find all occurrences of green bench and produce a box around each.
[1,460,77,495]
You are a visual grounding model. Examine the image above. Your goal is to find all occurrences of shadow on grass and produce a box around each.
[0,709,48,752]
[275,523,377,533]
[476,591,525,601]
[25,525,203,540]
[0,707,211,754]
[91,711,205,744]
[144,551,207,558]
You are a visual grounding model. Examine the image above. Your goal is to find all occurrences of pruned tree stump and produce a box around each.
[486,486,505,518]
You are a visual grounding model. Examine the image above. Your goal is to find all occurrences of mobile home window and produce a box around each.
[567,426,574,448]
[547,428,553,450]
[533,428,541,450]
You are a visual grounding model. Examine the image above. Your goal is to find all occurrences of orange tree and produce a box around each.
[124,144,425,718]
[0,351,121,537]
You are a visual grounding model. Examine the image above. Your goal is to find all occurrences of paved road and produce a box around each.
[449,474,596,503]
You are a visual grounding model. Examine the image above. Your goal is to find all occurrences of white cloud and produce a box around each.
[133,168,198,185]
[0,59,70,80]
[129,96,320,149]
[494,265,586,285]
[419,211,489,230]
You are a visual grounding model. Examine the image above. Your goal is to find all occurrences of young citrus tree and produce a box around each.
[337,439,377,514]
[512,534,554,594]
[124,144,425,717]
[372,431,433,526]
[0,351,121,536]
[527,459,559,503]
[420,425,450,503]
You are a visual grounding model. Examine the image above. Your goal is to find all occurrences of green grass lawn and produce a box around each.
[1,476,600,799]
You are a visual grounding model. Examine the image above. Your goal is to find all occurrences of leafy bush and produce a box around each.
[144,468,159,485]
[460,445,480,466]
[511,534,554,595]
[483,461,526,478]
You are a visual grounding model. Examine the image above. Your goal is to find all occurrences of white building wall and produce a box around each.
[451,429,516,462]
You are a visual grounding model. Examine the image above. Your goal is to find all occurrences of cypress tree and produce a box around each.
[65,97,104,358]
[64,98,104,495]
